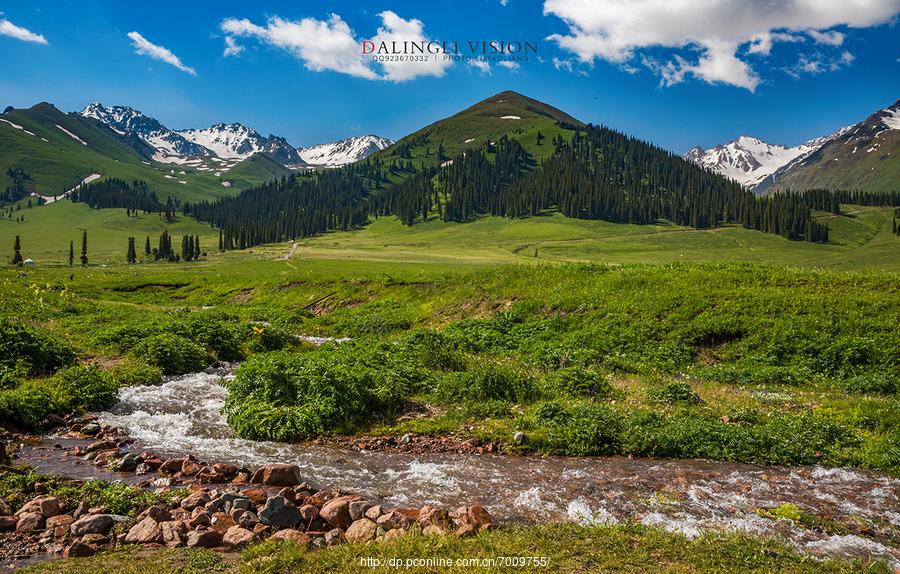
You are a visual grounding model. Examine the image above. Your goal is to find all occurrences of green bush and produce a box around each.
[0,320,75,376]
[533,401,570,424]
[648,382,702,406]
[543,366,614,398]
[224,341,429,440]
[246,323,295,353]
[0,366,118,429]
[843,374,898,395]
[132,333,207,375]
[107,359,163,387]
[401,329,467,372]
[170,312,246,362]
[433,364,537,404]
[546,403,624,456]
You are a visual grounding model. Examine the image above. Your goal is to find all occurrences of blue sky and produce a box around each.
[1,0,898,152]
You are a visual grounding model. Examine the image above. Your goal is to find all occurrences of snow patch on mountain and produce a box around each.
[55,124,87,146]
[298,135,393,167]
[880,106,900,130]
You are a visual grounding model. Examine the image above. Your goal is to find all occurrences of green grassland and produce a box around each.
[19,524,891,574]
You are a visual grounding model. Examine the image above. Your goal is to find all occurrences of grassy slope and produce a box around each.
[0,200,218,263]
[19,525,891,574]
[0,104,267,202]
[225,153,292,189]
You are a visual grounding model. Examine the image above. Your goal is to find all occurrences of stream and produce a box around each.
[19,370,900,567]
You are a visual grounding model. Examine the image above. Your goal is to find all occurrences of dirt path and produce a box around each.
[280,242,299,260]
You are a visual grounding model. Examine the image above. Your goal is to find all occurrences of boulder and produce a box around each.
[46,514,74,531]
[270,529,311,545]
[238,511,259,530]
[212,463,238,477]
[324,528,343,546]
[319,496,355,530]
[299,504,319,525]
[210,512,234,534]
[137,505,173,523]
[115,453,141,472]
[376,510,410,531]
[468,504,494,529]
[345,518,378,543]
[180,490,211,511]
[182,461,202,476]
[262,464,303,486]
[64,541,96,558]
[349,501,373,522]
[0,516,18,531]
[242,488,268,506]
[16,496,60,518]
[364,505,383,521]
[418,505,451,529]
[186,528,221,548]
[222,525,256,547]
[205,492,248,514]
[160,521,187,547]
[16,512,44,532]
[159,459,185,475]
[125,517,161,544]
[258,496,301,529]
[383,528,406,541]
[70,514,120,536]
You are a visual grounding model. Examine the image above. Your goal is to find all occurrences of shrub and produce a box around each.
[543,366,614,399]
[533,401,570,424]
[546,403,624,456]
[0,366,118,429]
[433,364,537,404]
[132,333,207,375]
[224,341,429,440]
[170,312,245,361]
[107,359,162,387]
[401,329,467,372]
[648,382,702,406]
[843,374,898,395]
[246,323,295,353]
[0,320,75,376]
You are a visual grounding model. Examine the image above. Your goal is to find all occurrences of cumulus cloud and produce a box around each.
[127,31,196,75]
[223,36,243,57]
[497,60,520,70]
[785,49,855,78]
[220,11,449,82]
[543,0,900,90]
[0,17,47,44]
[468,59,491,74]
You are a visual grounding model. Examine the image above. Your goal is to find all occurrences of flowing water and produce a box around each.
[21,371,900,567]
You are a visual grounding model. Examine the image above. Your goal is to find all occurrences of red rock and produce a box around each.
[159,459,185,475]
[467,504,493,528]
[0,516,18,531]
[418,505,451,528]
[16,496,60,518]
[64,541,96,558]
[261,464,302,486]
[125,517,162,544]
[319,496,355,530]
[269,529,310,545]
[299,504,319,525]
[210,512,234,534]
[376,510,410,530]
[252,523,271,537]
[242,488,268,506]
[213,463,238,477]
[16,512,43,532]
[186,528,221,548]
[222,525,256,547]
[160,521,187,548]
[180,490,211,510]
[364,505,383,521]
[182,461,203,476]
[46,514,74,531]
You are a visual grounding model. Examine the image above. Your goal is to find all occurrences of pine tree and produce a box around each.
[80,230,88,266]
[144,236,151,255]
[193,234,200,259]
[126,237,137,264]
[68,241,74,266]
[12,235,22,266]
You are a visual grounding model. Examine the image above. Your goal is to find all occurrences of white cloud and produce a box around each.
[807,29,845,46]
[785,50,855,78]
[0,17,47,44]
[468,59,491,74]
[369,10,451,82]
[127,31,196,75]
[221,11,449,82]
[498,60,520,70]
[223,36,243,57]
[544,0,900,91]
[552,56,574,72]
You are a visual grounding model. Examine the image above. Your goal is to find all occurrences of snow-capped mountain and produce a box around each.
[684,133,842,190]
[81,103,212,164]
[82,102,388,169]
[176,123,305,167]
[298,135,393,167]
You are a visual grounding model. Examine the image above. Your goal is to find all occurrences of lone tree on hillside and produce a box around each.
[126,237,137,264]
[68,241,74,266]
[80,230,88,267]
[144,236,151,255]
[12,235,22,266]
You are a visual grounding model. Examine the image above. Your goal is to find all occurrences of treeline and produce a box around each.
[801,189,900,213]
[2,167,32,204]
[143,230,201,262]
[71,178,165,213]
[184,171,368,249]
